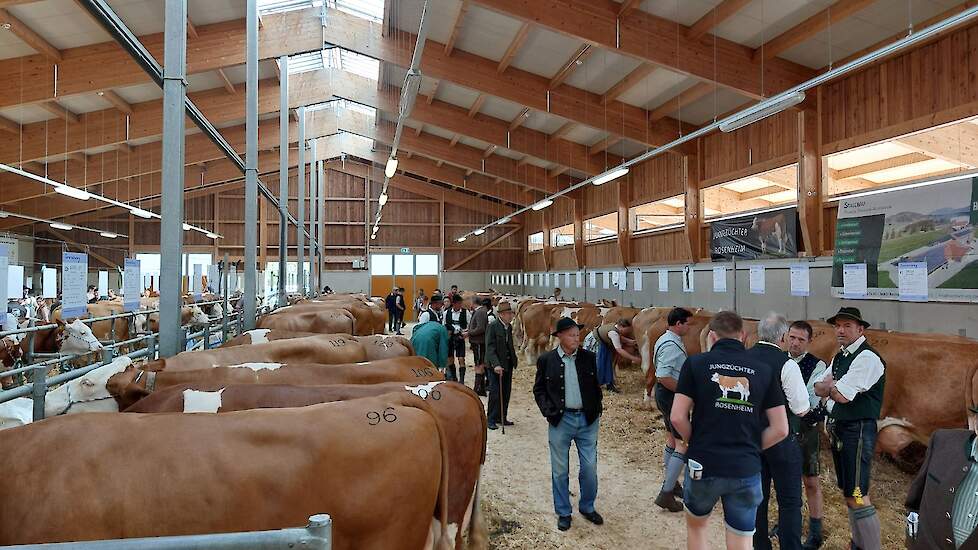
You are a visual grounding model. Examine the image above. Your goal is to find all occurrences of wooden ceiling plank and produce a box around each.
[687,0,752,40]
[617,0,643,18]
[0,7,61,62]
[650,81,715,121]
[97,90,133,115]
[497,22,531,73]
[589,135,622,155]
[549,122,576,141]
[444,0,471,56]
[601,63,656,105]
[37,101,78,124]
[0,114,19,134]
[738,185,785,200]
[834,151,933,180]
[754,0,877,61]
[549,43,592,89]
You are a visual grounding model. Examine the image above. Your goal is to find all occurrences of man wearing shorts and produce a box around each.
[787,320,829,550]
[671,311,788,550]
[815,307,885,550]
[653,307,693,512]
[444,294,469,384]
[468,298,490,396]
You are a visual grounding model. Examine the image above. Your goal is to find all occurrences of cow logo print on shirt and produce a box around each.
[710,365,754,413]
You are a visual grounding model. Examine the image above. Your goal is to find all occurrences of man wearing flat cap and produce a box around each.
[533,316,604,532]
[814,307,886,550]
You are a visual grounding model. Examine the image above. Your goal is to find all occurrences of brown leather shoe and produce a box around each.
[655,491,683,513]
[672,483,684,498]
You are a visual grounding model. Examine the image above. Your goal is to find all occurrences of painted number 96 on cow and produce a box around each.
[367,407,398,425]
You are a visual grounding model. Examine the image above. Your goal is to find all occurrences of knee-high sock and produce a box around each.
[852,506,880,550]
[661,451,686,493]
[459,366,466,385]
[663,445,675,471]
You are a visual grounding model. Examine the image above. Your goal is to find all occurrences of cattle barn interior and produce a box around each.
[0,0,977,548]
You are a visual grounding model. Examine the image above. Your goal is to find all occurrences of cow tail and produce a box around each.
[410,397,453,550]
[466,478,488,550]
[967,362,978,431]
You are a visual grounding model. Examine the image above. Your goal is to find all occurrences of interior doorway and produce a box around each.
[369,253,440,320]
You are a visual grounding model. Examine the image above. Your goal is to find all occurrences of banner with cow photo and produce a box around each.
[710,208,799,260]
[830,176,978,302]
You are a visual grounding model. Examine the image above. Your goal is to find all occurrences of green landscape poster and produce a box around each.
[831,176,978,302]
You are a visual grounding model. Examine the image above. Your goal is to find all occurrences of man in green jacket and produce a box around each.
[411,318,449,373]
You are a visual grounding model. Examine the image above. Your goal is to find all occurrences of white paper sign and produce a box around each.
[97,271,108,298]
[62,252,88,318]
[576,271,583,288]
[633,270,642,292]
[564,273,571,288]
[682,265,694,293]
[898,262,928,302]
[124,259,141,312]
[0,246,9,307]
[713,266,727,293]
[42,267,57,298]
[790,265,810,297]
[0,237,18,265]
[843,263,868,298]
[208,264,220,293]
[602,272,610,289]
[658,269,668,292]
[6,264,23,300]
[749,265,765,295]
[589,271,596,288]
[544,273,550,287]
[618,270,627,291]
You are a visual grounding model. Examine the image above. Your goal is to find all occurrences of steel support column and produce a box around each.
[278,55,289,304]
[243,0,259,329]
[317,159,325,286]
[158,0,187,357]
[297,107,306,296]
[309,138,318,294]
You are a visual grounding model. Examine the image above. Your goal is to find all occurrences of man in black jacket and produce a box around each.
[533,317,604,533]
[485,301,517,429]
[444,294,469,383]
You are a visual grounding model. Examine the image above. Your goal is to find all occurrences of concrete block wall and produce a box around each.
[485,257,978,338]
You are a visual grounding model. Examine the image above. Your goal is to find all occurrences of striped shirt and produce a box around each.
[952,438,978,547]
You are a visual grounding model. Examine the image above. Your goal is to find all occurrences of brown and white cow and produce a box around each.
[142,334,369,372]
[222,330,414,360]
[2,394,456,550]
[126,382,488,549]
[517,301,580,364]
[258,307,357,335]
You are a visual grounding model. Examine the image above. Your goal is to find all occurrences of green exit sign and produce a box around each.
[400,247,411,254]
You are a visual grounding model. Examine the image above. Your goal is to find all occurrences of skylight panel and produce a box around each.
[340,49,380,80]
[258,0,323,15]
[287,51,325,75]
[328,0,384,23]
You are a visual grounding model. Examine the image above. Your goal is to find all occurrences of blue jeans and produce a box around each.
[684,471,763,536]
[755,436,803,550]
[548,411,599,517]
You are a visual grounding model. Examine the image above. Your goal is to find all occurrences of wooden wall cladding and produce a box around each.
[550,196,575,228]
[629,153,684,205]
[631,229,689,265]
[445,249,522,271]
[526,252,545,271]
[585,240,621,267]
[821,24,978,153]
[581,181,618,218]
[552,247,576,269]
[700,110,798,184]
[327,169,366,198]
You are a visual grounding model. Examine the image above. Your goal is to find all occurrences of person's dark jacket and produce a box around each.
[468,306,489,344]
[906,429,978,550]
[485,319,517,371]
[384,292,396,312]
[533,347,603,427]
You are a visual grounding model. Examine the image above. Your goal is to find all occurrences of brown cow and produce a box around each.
[126,382,488,549]
[258,307,357,335]
[517,302,580,364]
[2,394,455,550]
[222,330,414,360]
[643,312,714,400]
[547,304,607,349]
[142,334,369,372]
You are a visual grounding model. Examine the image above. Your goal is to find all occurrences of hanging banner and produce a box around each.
[62,252,88,318]
[576,271,583,289]
[124,259,141,312]
[42,267,57,299]
[658,269,668,292]
[710,208,798,260]
[0,237,18,265]
[790,264,810,297]
[832,176,978,302]
[713,266,727,293]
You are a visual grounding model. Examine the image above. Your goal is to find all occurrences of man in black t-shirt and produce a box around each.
[671,311,789,550]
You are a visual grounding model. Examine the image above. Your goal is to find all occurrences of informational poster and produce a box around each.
[898,261,929,302]
[208,265,220,293]
[0,246,9,307]
[749,265,765,295]
[711,209,798,260]
[843,263,868,299]
[124,259,141,312]
[576,271,583,288]
[192,264,203,298]
[230,265,238,292]
[832,176,978,302]
[790,264,811,297]
[682,265,694,293]
[562,272,569,288]
[658,269,668,292]
[42,267,57,298]
[0,236,18,265]
[6,264,22,300]
[61,252,88,318]
[589,271,596,289]
[713,266,727,293]
[602,272,610,289]
[617,270,627,291]
[544,273,550,287]
[633,270,642,292]
[97,271,108,299]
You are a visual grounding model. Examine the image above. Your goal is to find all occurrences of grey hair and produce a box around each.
[757,311,789,344]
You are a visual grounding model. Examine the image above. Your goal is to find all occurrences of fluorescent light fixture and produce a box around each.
[99,232,118,238]
[0,211,8,218]
[182,223,192,231]
[473,228,485,235]
[497,216,511,225]
[592,166,629,186]
[457,236,467,242]
[49,222,72,231]
[130,207,154,219]
[54,184,91,200]
[370,234,377,240]
[378,193,388,206]
[205,232,219,239]
[385,157,398,178]
[531,199,553,211]
[719,91,806,133]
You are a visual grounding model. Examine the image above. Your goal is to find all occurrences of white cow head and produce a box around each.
[44,356,132,416]
[187,305,209,326]
[133,312,147,334]
[59,319,103,355]
[209,302,224,319]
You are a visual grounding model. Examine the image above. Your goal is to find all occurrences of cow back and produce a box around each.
[154,333,368,372]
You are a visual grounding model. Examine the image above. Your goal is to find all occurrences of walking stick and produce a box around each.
[499,368,505,435]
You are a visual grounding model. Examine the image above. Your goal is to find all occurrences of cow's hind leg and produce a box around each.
[877,422,927,474]
[465,477,488,550]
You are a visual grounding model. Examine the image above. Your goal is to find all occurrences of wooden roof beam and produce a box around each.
[97,90,133,115]
[549,165,569,178]
[467,93,486,117]
[601,64,656,105]
[738,185,785,200]
[427,80,439,104]
[589,135,622,156]
[497,22,531,73]
[0,114,19,134]
[549,122,576,141]
[482,144,497,158]
[187,17,199,39]
[444,0,470,56]
[508,107,530,131]
[617,0,643,18]
[38,101,78,124]
[687,0,752,40]
[833,152,934,180]
[549,44,592,89]
[0,7,61,62]
[753,0,877,61]
[650,81,715,121]
[216,68,236,94]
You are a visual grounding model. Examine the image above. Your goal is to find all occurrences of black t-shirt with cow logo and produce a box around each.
[675,338,785,479]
